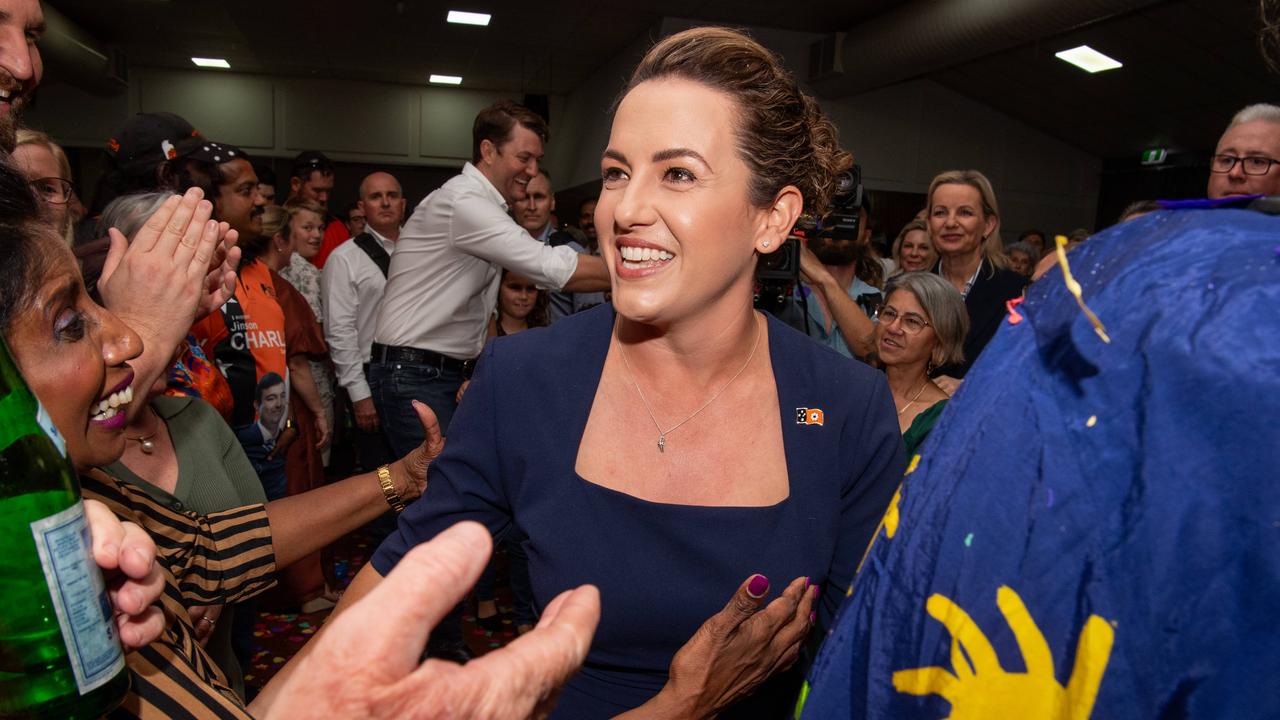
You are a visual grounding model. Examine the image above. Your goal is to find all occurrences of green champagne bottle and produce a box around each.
[0,338,130,718]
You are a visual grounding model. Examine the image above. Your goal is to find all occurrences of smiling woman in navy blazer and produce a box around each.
[342,27,904,719]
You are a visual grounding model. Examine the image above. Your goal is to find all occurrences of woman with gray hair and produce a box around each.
[873,271,969,456]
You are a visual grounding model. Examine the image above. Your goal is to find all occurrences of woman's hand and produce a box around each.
[98,189,228,357]
[188,604,224,647]
[626,574,818,719]
[387,400,445,503]
[313,418,332,451]
[84,499,166,650]
[200,232,241,320]
[257,522,599,720]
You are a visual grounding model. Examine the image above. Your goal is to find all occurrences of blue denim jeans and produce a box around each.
[367,361,464,458]
[367,359,467,651]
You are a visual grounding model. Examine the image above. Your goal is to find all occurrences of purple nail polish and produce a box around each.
[747,574,770,598]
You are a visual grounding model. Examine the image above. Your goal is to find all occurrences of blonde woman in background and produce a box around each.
[889,217,936,276]
[274,198,337,462]
[14,127,78,244]
[926,169,1026,392]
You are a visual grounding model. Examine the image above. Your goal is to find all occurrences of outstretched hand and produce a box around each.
[261,522,600,720]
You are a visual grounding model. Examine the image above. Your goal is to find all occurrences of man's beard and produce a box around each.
[0,114,16,152]
[810,237,859,266]
[0,71,35,152]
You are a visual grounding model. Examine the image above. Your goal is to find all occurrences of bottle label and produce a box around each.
[30,501,127,695]
[35,400,67,458]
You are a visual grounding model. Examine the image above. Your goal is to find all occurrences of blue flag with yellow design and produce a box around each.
[799,204,1280,719]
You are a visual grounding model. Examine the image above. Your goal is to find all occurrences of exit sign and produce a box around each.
[1141,148,1168,165]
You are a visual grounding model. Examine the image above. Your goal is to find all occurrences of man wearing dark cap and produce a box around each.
[103,111,203,198]
[161,140,265,240]
[288,150,348,267]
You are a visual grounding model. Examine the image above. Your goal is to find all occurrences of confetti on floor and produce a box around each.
[242,522,522,694]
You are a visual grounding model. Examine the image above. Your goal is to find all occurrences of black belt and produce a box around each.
[370,343,468,373]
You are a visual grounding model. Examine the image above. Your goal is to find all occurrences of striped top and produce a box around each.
[81,470,277,719]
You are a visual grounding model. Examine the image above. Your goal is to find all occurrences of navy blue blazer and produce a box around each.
[373,304,905,717]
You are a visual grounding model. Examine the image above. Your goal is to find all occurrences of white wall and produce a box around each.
[822,79,1101,235]
[26,22,1100,233]
[541,28,653,189]
[545,19,1101,233]
[25,69,563,168]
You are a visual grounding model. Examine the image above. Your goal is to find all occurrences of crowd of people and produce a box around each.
[2,0,1277,716]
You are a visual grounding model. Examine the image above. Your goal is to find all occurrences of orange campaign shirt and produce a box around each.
[190,260,289,428]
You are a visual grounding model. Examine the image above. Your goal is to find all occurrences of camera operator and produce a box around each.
[773,173,882,360]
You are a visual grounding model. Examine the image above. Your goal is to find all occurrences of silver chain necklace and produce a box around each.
[617,316,762,453]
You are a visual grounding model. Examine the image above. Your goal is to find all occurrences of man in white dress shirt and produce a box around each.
[321,171,405,472]
[369,100,608,453]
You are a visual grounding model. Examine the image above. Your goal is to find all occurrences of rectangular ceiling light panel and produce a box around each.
[430,74,463,85]
[447,10,491,26]
[1054,45,1122,73]
[191,57,231,69]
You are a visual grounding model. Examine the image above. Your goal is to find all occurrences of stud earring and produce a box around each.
[762,240,771,248]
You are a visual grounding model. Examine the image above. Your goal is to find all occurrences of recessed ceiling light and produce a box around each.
[447,10,491,26]
[1054,45,1122,73]
[191,57,231,69]
[430,74,463,85]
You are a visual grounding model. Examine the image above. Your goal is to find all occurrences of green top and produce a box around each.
[103,395,266,699]
[902,399,948,458]
[104,396,266,513]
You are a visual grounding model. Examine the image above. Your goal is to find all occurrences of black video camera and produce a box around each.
[754,165,864,316]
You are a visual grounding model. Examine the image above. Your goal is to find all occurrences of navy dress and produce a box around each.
[372,305,905,718]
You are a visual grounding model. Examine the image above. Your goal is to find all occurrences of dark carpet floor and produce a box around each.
[242,522,522,693]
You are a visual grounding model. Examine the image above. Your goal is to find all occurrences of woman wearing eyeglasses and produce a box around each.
[14,128,78,244]
[873,272,968,456]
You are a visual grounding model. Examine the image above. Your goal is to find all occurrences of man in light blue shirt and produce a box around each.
[777,195,881,360]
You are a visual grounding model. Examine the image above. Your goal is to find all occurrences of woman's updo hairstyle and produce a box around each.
[621,27,852,217]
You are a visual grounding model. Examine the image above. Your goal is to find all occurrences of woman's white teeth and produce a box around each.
[96,385,133,415]
[620,246,673,262]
